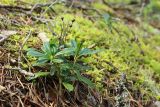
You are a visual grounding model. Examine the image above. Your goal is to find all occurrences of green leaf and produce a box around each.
[32,56,49,66]
[71,39,77,48]
[75,71,94,88]
[36,60,48,65]
[27,48,44,57]
[60,63,91,71]
[27,72,50,80]
[65,76,77,81]
[51,45,57,54]
[55,48,74,56]
[60,63,70,70]
[42,42,51,54]
[79,76,94,88]
[79,48,100,56]
[52,59,63,63]
[103,13,111,22]
[38,56,49,61]
[75,41,84,56]
[103,13,113,30]
[73,63,91,71]
[62,82,74,92]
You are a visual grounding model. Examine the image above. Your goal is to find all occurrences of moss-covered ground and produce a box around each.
[0,0,160,106]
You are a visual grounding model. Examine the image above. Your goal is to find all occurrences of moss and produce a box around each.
[0,0,16,5]
[87,68,105,90]
[150,60,160,74]
[104,0,130,4]
[92,2,114,13]
[22,0,49,4]
[1,1,160,105]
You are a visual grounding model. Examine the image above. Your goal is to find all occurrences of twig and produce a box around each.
[70,4,102,16]
[17,96,25,107]
[102,0,111,7]
[30,2,59,9]
[16,76,25,89]
[0,67,34,76]
[0,31,17,44]
[125,89,143,107]
[29,1,58,14]
[22,54,32,72]
[18,30,32,68]
[16,30,34,76]
[40,0,59,18]
[139,2,145,17]
[0,1,59,14]
[0,5,30,11]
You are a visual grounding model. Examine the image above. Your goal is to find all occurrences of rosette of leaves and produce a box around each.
[27,39,100,92]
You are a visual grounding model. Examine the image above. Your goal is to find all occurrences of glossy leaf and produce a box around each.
[33,60,48,66]
[55,48,74,56]
[31,55,49,66]
[79,48,100,56]
[71,39,77,48]
[52,59,63,63]
[38,56,49,61]
[62,82,74,92]
[75,70,94,88]
[75,41,84,56]
[50,45,57,54]
[42,42,51,54]
[27,48,44,57]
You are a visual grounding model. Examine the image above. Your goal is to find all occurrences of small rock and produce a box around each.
[0,85,6,92]
[150,101,160,107]
[38,32,49,42]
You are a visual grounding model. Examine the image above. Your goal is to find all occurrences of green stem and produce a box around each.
[74,56,77,64]
[59,76,62,96]
[56,65,62,96]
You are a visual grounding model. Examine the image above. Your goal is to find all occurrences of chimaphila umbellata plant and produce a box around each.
[27,18,101,95]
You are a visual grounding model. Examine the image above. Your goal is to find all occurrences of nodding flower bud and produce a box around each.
[52,32,57,36]
[72,19,75,23]
[61,17,64,21]
[69,24,72,28]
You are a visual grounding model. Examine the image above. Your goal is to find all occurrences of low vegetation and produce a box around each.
[0,0,160,106]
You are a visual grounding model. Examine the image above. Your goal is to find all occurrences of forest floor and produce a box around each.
[0,0,160,107]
